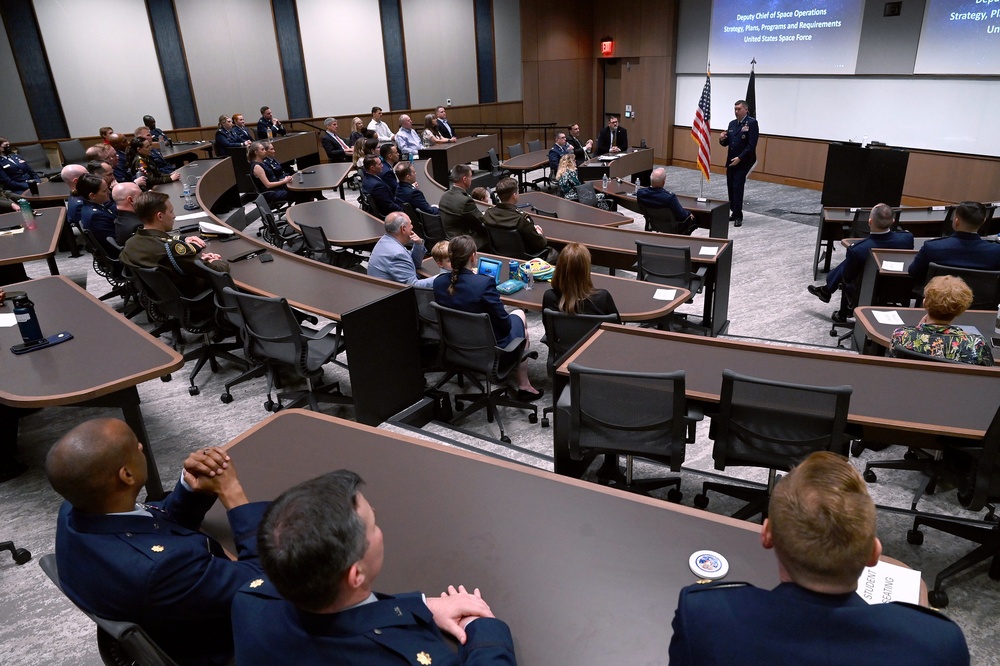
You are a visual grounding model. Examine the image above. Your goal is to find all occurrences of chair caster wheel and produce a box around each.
[928,590,949,608]
[161,374,172,382]
[666,488,683,503]
[500,435,511,444]
[220,393,233,404]
[272,403,283,412]
[455,400,464,412]
[529,413,538,424]
[906,529,924,545]
[188,386,199,396]
[264,400,275,412]
[829,329,839,337]
[693,493,709,509]
[541,416,550,427]
[850,440,865,457]
[12,548,31,565]
[903,449,918,461]
[863,469,877,483]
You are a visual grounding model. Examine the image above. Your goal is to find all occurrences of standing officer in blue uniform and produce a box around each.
[0,137,41,191]
[232,469,517,665]
[718,99,758,227]
[668,451,969,665]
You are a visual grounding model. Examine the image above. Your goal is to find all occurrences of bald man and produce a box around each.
[46,418,268,666]
[61,163,88,226]
[112,181,143,245]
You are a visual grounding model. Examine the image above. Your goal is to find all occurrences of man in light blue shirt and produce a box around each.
[395,114,423,158]
[367,212,436,287]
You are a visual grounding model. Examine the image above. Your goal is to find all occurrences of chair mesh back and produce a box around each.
[298,224,330,254]
[714,369,852,472]
[18,143,50,170]
[527,140,542,152]
[635,242,692,289]
[507,144,524,158]
[134,266,186,320]
[575,183,598,207]
[542,309,619,375]
[200,262,242,331]
[227,289,303,367]
[640,204,678,234]
[417,210,447,245]
[970,405,1000,508]
[432,302,521,381]
[486,226,528,259]
[926,262,1000,310]
[569,364,687,466]
[414,287,440,342]
[58,139,87,165]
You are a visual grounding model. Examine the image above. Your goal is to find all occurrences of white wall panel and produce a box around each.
[402,0,478,109]
[492,0,521,103]
[34,0,170,137]
[297,0,389,117]
[175,0,287,126]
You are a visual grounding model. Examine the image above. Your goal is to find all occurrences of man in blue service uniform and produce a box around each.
[668,451,969,665]
[257,105,286,139]
[718,99,758,227]
[636,167,698,235]
[908,201,1000,283]
[46,418,268,666]
[0,137,41,191]
[548,132,573,173]
[808,203,914,322]
[232,469,517,665]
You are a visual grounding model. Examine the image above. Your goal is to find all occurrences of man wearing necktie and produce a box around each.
[47,418,268,666]
[719,99,758,227]
[596,116,628,156]
[321,117,354,163]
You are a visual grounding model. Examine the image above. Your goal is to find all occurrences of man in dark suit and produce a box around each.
[232,469,517,665]
[394,161,438,215]
[668,451,969,665]
[47,418,268,666]
[808,203,914,322]
[908,201,1000,283]
[595,116,628,156]
[718,99,758,227]
[438,164,489,250]
[548,132,573,173]
[636,167,697,235]
[566,122,593,164]
[435,105,456,139]
[321,117,353,163]
[379,143,400,196]
[361,154,401,219]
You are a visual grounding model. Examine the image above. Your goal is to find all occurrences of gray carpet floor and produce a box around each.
[2,166,998,665]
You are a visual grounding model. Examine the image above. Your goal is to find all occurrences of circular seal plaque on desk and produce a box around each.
[689,550,729,581]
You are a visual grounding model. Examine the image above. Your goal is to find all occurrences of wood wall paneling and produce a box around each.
[761,137,827,183]
[904,152,1000,205]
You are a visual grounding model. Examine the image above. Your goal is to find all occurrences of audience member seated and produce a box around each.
[127,137,179,188]
[47,418,268,666]
[548,132,573,173]
[0,137,41,191]
[62,164,88,227]
[87,159,117,193]
[566,122,593,164]
[321,117,353,163]
[120,191,229,300]
[87,142,138,188]
[430,240,451,272]
[367,212,436,287]
[636,167,698,235]
[555,152,583,198]
[368,106,395,144]
[249,141,315,206]
[483,177,557,262]
[470,187,491,205]
[909,201,1000,283]
[113,181,143,245]
[422,113,451,147]
[133,125,176,174]
[108,134,137,185]
[542,242,620,318]
[231,113,254,143]
[667,451,970,665]
[595,116,627,156]
[361,154,401,217]
[77,173,119,257]
[141,115,170,145]
[99,126,114,143]
[395,114,422,157]
[379,143,400,195]
[347,116,366,146]
[891,275,995,366]
[434,235,541,400]
[256,105,286,139]
[215,115,249,156]
[231,469,517,664]
[439,164,489,250]
[353,137,378,169]
[435,106,457,140]
[394,161,439,215]
[808,203,913,322]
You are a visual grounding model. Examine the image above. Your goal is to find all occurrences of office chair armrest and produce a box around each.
[179,287,214,305]
[499,336,526,354]
[299,322,339,340]
[684,404,705,424]
[693,266,708,280]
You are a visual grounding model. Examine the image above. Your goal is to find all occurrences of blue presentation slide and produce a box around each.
[709,0,866,74]
[914,0,1000,74]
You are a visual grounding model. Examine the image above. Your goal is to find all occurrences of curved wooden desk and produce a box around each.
[287,162,353,200]
[0,208,64,275]
[853,307,1000,357]
[595,178,731,239]
[285,198,384,248]
[517,191,631,227]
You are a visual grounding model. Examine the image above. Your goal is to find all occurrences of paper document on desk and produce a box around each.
[872,310,904,326]
[653,289,677,301]
[199,221,234,236]
[0,313,17,327]
[856,560,921,605]
[175,211,208,222]
[0,227,25,236]
[881,261,905,272]
[698,246,717,257]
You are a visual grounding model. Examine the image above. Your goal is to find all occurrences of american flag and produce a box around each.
[691,70,712,181]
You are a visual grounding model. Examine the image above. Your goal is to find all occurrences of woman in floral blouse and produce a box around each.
[891,275,994,366]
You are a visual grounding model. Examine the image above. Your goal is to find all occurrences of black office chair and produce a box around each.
[357,189,376,216]
[413,286,443,371]
[298,223,362,269]
[16,143,59,179]
[506,143,524,158]
[431,302,539,443]
[79,229,140,316]
[416,208,448,246]
[484,226,548,261]
[254,195,304,252]
[639,203,681,234]
[539,308,621,428]
[225,287,351,412]
[563,362,700,500]
[635,240,708,332]
[924,262,1000,311]
[133,265,246,396]
[573,182,601,209]
[693,369,853,522]
[40,554,180,666]
[527,140,543,152]
[57,138,88,166]
[1,540,30,565]
[471,148,510,190]
[906,402,1000,608]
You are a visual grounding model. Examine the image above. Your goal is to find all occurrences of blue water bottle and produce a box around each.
[509,260,520,281]
[13,294,44,344]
